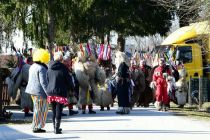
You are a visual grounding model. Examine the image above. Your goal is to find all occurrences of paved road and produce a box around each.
[0,105,210,140]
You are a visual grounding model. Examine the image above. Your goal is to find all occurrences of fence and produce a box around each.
[0,81,10,117]
[1,81,10,106]
[188,77,210,108]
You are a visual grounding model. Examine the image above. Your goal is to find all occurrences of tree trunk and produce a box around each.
[100,33,105,44]
[107,32,110,45]
[0,75,2,117]
[117,34,125,52]
[48,0,56,60]
[0,25,3,53]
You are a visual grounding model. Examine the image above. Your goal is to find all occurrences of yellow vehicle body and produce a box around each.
[160,21,210,80]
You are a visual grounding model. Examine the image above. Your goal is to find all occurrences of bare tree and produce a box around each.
[154,0,206,26]
[133,34,165,52]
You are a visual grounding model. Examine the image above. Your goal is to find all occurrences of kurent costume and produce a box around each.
[98,43,112,110]
[95,80,113,108]
[25,48,50,133]
[62,51,79,116]
[138,60,153,107]
[130,68,146,108]
[74,43,106,114]
[6,54,33,117]
[114,51,132,114]
[175,68,188,107]
[129,53,146,108]
[153,58,172,111]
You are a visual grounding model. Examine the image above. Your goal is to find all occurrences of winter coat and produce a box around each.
[25,63,48,99]
[47,61,74,98]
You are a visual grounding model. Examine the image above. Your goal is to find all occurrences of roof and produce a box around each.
[162,21,210,45]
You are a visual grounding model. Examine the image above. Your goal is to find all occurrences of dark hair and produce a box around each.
[27,56,33,63]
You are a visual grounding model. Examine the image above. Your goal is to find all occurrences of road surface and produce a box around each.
[0,105,210,140]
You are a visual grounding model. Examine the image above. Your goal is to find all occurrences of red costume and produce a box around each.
[153,65,171,105]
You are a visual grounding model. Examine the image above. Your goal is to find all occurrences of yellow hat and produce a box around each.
[33,48,50,64]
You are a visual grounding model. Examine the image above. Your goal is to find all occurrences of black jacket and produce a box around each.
[47,60,74,98]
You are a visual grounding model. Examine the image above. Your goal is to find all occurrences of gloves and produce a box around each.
[150,81,156,89]
[163,72,168,78]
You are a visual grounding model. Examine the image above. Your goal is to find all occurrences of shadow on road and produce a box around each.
[0,125,80,140]
[65,129,210,135]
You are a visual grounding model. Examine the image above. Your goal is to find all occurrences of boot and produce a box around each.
[163,104,169,112]
[82,110,86,114]
[33,128,46,133]
[69,109,79,116]
[178,105,184,108]
[107,106,110,110]
[156,101,162,111]
[53,119,62,132]
[89,109,96,114]
[53,119,55,129]
[55,119,62,134]
[116,110,123,114]
[100,106,104,111]
[25,112,33,117]
[61,112,67,116]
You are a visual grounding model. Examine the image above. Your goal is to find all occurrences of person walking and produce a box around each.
[25,48,50,133]
[62,51,79,116]
[138,59,153,107]
[116,62,132,114]
[47,51,74,134]
[152,58,172,111]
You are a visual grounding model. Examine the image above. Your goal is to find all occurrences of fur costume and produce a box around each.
[138,63,154,107]
[166,76,176,104]
[74,61,90,88]
[6,64,33,111]
[94,79,113,107]
[95,66,106,85]
[74,47,106,106]
[116,63,132,114]
[114,51,131,114]
[175,68,188,105]
[114,51,130,71]
[132,51,141,67]
[138,83,154,107]
[83,61,97,78]
[130,69,146,107]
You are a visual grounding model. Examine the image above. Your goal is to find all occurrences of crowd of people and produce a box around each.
[5,43,188,134]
